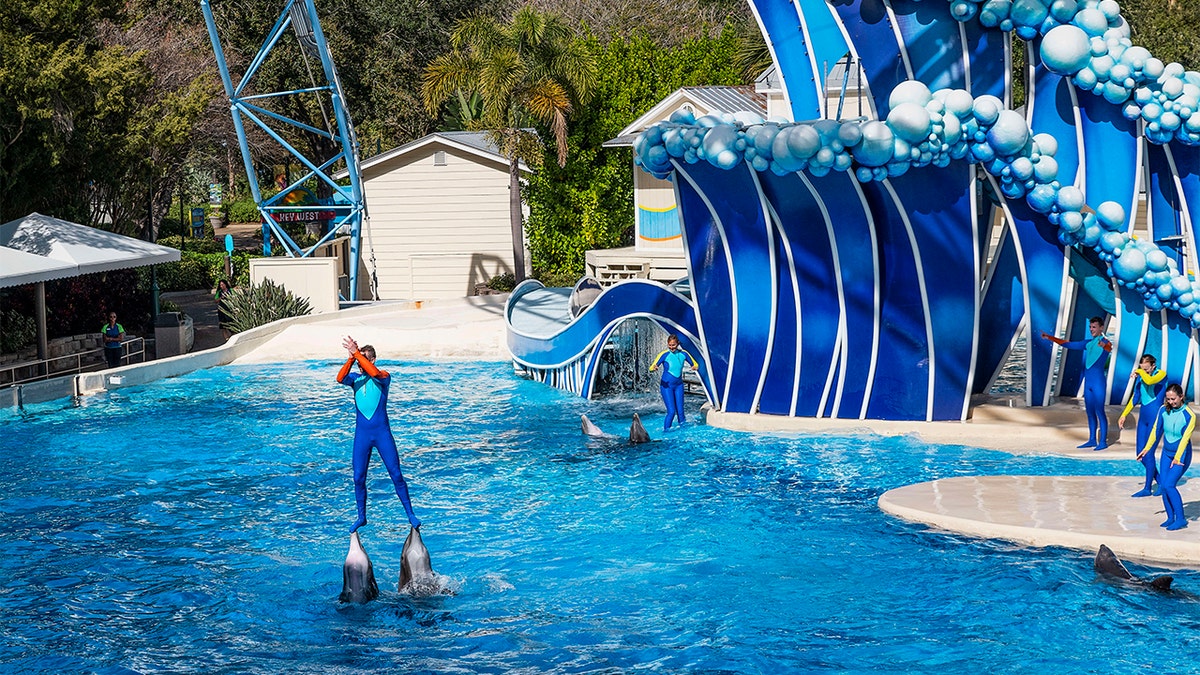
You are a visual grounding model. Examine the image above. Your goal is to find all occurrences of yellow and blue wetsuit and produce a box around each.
[337,351,420,533]
[1120,368,1166,496]
[1058,334,1112,449]
[1143,404,1195,530]
[651,346,698,431]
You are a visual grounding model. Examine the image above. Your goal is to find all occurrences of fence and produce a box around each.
[0,337,145,387]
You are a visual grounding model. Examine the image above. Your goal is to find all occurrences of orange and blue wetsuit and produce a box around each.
[337,351,420,533]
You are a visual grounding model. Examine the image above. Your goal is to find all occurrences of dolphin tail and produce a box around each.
[340,531,379,603]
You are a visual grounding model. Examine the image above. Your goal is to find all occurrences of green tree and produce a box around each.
[422,4,599,282]
[523,27,746,281]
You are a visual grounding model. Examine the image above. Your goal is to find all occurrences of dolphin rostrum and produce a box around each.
[1094,544,1174,591]
[398,527,437,594]
[340,531,379,603]
[581,414,610,437]
[629,413,651,444]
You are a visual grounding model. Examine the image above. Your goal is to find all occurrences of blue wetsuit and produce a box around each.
[337,352,420,533]
[1120,368,1166,496]
[651,346,698,431]
[1059,334,1112,449]
[1143,404,1194,531]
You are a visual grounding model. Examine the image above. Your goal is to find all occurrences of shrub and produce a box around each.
[1,309,36,352]
[220,279,312,334]
[147,251,256,292]
[486,273,516,292]
[226,197,262,224]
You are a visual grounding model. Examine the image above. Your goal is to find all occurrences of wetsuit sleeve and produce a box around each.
[336,356,355,384]
[1101,338,1112,352]
[1136,369,1167,385]
[1175,408,1196,464]
[1059,339,1088,351]
[684,350,699,369]
[352,350,389,379]
[650,350,668,372]
[1121,394,1136,419]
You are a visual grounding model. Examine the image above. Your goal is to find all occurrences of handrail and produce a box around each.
[0,337,145,387]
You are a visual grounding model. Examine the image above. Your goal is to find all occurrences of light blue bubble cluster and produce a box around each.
[633,76,1200,325]
[950,0,1200,146]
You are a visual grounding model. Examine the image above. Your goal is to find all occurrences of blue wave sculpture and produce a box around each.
[506,0,1200,421]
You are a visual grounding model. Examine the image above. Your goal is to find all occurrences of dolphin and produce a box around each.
[340,531,379,603]
[1094,544,1174,591]
[398,527,437,594]
[629,413,651,444]
[581,414,610,437]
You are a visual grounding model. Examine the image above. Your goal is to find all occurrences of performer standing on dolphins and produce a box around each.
[1041,316,1113,450]
[337,335,421,533]
[1118,353,1166,497]
[1137,383,1194,531]
[650,334,698,431]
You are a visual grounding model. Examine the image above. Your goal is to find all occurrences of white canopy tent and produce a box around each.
[0,212,181,370]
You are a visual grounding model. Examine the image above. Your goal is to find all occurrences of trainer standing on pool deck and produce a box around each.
[1118,353,1166,497]
[1137,383,1194,531]
[336,335,421,533]
[651,334,698,431]
[1041,316,1113,450]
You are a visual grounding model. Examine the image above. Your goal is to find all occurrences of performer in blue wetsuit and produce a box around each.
[1041,316,1113,450]
[337,335,420,533]
[1118,354,1166,497]
[1137,383,1194,531]
[650,334,698,431]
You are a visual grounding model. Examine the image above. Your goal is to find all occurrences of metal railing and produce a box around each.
[0,337,145,387]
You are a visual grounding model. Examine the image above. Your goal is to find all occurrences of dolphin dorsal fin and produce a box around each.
[1149,576,1174,591]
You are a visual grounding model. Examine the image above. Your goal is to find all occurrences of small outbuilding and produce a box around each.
[353,131,531,301]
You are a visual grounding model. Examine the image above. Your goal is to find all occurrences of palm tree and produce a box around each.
[422,5,597,282]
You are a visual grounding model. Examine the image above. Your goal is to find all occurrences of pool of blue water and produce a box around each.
[2,361,1196,673]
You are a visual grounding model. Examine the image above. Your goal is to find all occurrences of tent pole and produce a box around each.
[35,282,47,377]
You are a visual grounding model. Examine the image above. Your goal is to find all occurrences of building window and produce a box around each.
[434,151,447,166]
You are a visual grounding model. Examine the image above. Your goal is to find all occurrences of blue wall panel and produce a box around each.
[858,179,930,419]
[758,171,842,417]
[829,0,904,119]
[888,164,979,419]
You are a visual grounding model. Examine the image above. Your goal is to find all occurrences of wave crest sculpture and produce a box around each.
[507,0,1200,421]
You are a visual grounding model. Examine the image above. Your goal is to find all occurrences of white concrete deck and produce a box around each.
[879,476,1199,568]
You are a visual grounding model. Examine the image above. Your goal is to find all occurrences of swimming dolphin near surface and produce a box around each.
[398,527,437,594]
[581,414,611,438]
[1094,544,1174,591]
[340,531,379,603]
[629,413,651,444]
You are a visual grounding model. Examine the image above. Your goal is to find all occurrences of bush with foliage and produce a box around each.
[486,273,516,292]
[1,309,37,353]
[0,269,153,339]
[226,197,262,224]
[220,279,312,334]
[144,250,255,292]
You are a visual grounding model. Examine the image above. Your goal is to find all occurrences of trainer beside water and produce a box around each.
[102,312,125,369]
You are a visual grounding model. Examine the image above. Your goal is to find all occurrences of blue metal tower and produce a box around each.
[200,0,371,300]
